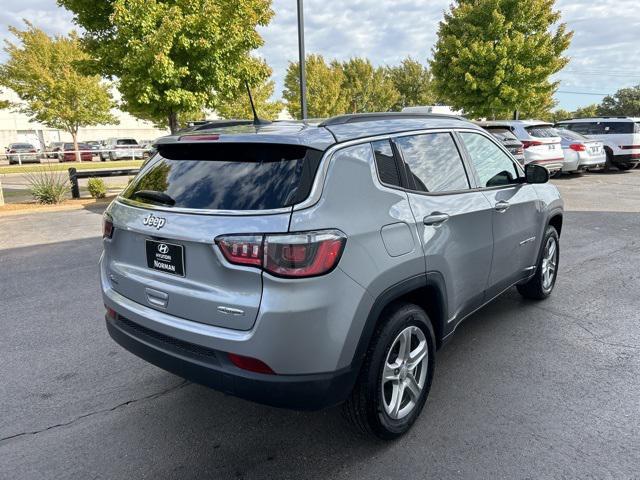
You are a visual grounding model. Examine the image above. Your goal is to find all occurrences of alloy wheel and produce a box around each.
[381,325,429,420]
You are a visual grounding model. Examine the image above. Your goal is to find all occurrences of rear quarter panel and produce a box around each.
[290,143,425,368]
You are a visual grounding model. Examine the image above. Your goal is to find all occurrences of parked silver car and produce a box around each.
[99,138,141,161]
[556,129,606,174]
[478,120,564,173]
[101,113,563,439]
[6,143,39,164]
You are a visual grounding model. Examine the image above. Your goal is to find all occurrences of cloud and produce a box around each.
[1,0,639,110]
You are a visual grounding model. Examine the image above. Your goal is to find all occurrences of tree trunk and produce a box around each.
[71,130,81,162]
[168,112,179,134]
[0,176,4,206]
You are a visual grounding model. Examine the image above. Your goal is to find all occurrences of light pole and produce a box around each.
[297,0,308,120]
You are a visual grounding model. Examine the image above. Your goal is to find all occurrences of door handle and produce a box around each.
[423,212,450,226]
[494,201,510,213]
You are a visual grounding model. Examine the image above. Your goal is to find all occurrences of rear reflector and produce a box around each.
[228,353,274,374]
[105,306,117,319]
[215,230,346,278]
[620,145,640,150]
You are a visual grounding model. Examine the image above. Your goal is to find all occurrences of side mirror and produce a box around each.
[525,164,549,184]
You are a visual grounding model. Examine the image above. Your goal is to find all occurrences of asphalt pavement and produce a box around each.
[1,172,639,479]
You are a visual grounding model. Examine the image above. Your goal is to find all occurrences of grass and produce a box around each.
[0,160,143,175]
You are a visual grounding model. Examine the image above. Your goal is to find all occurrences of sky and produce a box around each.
[1,0,640,112]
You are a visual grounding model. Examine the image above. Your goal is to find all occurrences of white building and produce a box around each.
[0,90,169,150]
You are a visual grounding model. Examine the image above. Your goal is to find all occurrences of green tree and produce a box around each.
[59,0,273,133]
[550,108,572,123]
[216,76,283,119]
[430,0,572,119]
[597,85,640,117]
[574,104,599,118]
[0,23,117,161]
[387,57,435,110]
[283,54,348,119]
[340,58,399,113]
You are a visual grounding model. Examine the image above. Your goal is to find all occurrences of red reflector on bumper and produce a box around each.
[228,353,275,374]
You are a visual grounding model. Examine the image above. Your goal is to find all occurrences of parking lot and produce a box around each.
[1,171,639,479]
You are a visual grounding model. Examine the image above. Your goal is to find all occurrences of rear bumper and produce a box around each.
[530,159,564,172]
[106,314,357,410]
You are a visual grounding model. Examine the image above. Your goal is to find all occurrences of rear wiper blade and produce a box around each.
[133,190,176,206]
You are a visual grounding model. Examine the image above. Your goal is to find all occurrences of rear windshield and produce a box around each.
[11,143,33,149]
[122,143,323,211]
[556,129,587,141]
[525,126,558,138]
[117,139,138,145]
[485,128,518,141]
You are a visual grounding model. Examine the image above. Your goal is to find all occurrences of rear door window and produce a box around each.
[460,132,520,188]
[395,133,469,193]
[122,143,323,211]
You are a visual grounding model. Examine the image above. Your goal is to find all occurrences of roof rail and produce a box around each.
[318,112,466,127]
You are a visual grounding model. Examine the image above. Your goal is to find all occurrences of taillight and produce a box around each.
[29,149,36,153]
[264,231,346,278]
[516,147,524,155]
[103,215,114,239]
[228,353,274,374]
[522,140,543,149]
[569,143,586,152]
[9,149,15,153]
[216,235,263,266]
[215,230,346,278]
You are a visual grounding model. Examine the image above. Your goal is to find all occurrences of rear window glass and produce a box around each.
[11,143,33,149]
[372,140,402,187]
[556,129,587,141]
[525,126,558,138]
[117,139,138,145]
[485,128,519,141]
[557,122,601,135]
[122,143,322,211]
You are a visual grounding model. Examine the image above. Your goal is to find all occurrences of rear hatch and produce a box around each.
[523,124,563,163]
[104,141,323,331]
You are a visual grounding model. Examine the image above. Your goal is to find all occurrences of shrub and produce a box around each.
[87,177,107,199]
[26,168,70,204]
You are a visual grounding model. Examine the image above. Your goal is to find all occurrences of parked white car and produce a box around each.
[555,117,640,170]
[478,120,564,174]
[556,129,606,174]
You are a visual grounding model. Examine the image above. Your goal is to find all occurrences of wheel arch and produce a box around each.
[548,211,563,237]
[350,273,448,370]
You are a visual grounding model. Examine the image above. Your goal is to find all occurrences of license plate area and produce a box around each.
[146,239,185,277]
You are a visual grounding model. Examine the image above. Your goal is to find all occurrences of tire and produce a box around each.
[109,152,114,161]
[342,302,435,440]
[604,150,614,171]
[617,163,634,171]
[517,225,559,300]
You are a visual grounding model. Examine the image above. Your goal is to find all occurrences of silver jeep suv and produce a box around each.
[100,113,563,439]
